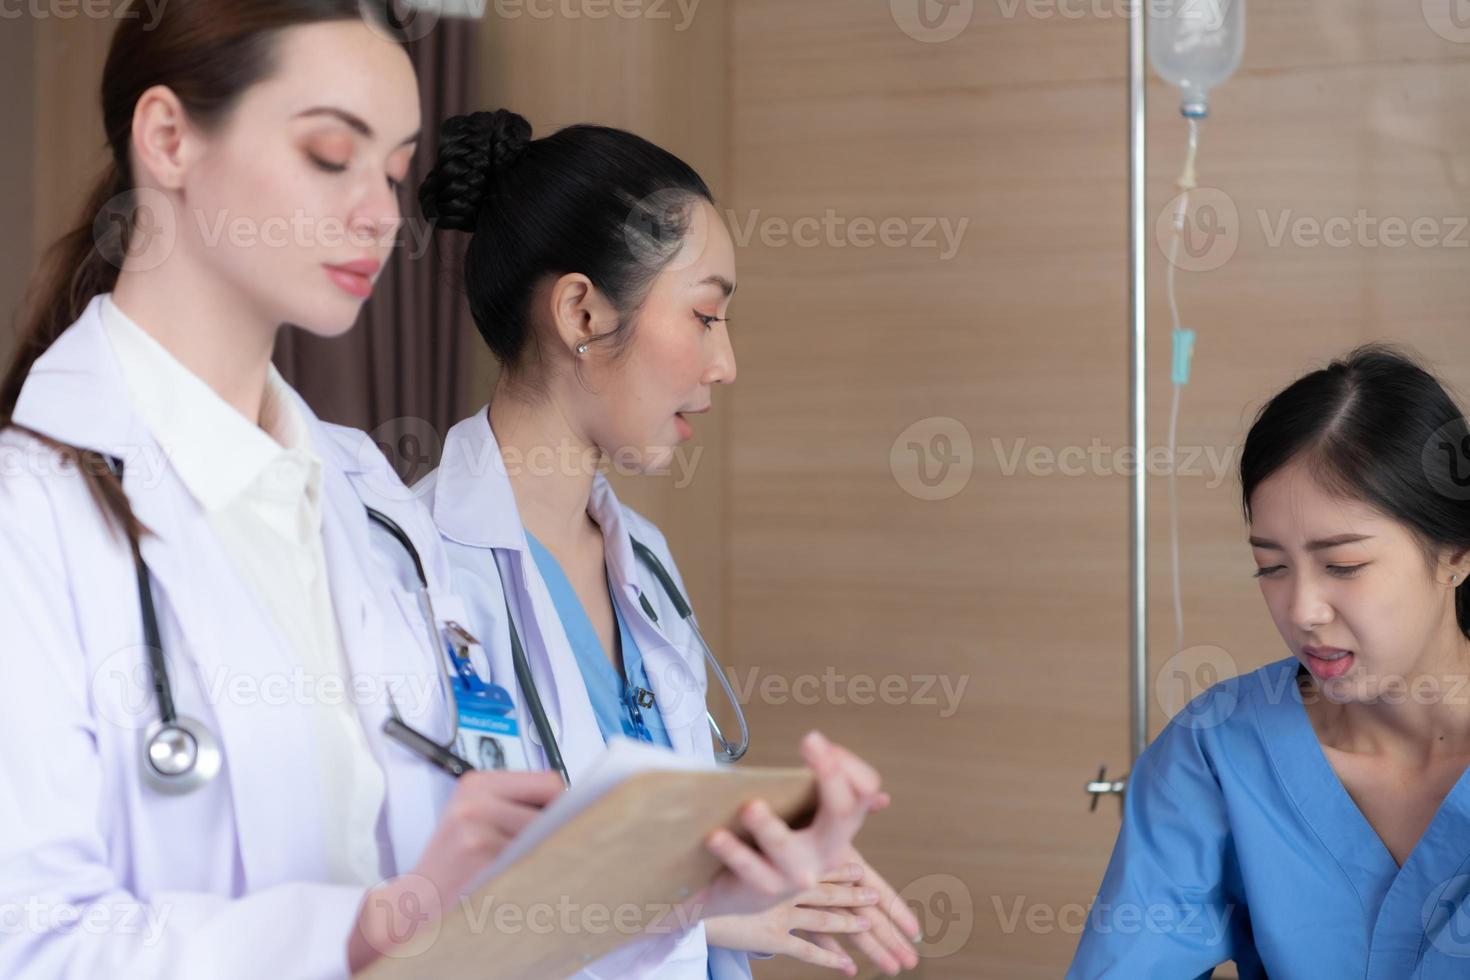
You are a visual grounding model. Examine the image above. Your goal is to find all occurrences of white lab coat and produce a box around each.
[0,295,459,979]
[415,407,755,980]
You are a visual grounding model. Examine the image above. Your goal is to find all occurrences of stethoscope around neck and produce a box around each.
[364,508,751,787]
[106,456,224,795]
[114,446,748,793]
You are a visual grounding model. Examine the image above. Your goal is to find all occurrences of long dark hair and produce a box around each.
[417,108,713,387]
[1240,344,1470,639]
[1,0,403,539]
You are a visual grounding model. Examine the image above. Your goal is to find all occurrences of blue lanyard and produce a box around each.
[623,683,657,743]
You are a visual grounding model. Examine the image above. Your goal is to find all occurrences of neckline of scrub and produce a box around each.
[1262,656,1470,889]
[523,528,627,684]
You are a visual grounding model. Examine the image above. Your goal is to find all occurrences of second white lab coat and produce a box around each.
[414,407,754,980]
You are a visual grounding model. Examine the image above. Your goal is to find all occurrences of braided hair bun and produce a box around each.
[419,109,532,232]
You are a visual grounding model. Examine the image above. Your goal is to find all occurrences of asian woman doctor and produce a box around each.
[408,110,923,978]
[0,4,885,978]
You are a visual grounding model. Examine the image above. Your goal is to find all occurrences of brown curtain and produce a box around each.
[276,17,477,487]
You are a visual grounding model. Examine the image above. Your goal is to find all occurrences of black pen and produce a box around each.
[383,716,475,778]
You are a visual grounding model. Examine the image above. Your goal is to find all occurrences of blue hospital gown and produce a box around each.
[1068,657,1470,979]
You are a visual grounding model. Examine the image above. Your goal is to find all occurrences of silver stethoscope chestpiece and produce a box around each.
[141,716,223,795]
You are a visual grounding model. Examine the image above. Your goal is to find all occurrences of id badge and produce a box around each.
[434,603,532,773]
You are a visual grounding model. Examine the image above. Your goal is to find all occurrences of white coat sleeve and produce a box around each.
[0,470,367,980]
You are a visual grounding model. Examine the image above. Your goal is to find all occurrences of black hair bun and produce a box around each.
[419,109,533,232]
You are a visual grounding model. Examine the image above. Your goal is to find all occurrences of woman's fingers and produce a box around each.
[451,786,548,839]
[459,770,565,805]
[796,882,880,910]
[805,734,856,816]
[486,797,548,839]
[704,827,788,898]
[852,851,923,941]
[833,851,920,971]
[434,797,541,867]
[409,770,569,909]
[805,736,869,860]
[819,862,865,885]
[810,931,852,959]
[800,732,849,799]
[740,798,820,890]
[855,902,920,972]
[784,931,858,975]
[790,906,872,936]
[824,740,883,800]
[847,923,906,976]
[699,737,889,922]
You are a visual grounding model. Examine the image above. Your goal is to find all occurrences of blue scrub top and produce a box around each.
[525,529,675,750]
[1068,656,1470,979]
[526,529,750,980]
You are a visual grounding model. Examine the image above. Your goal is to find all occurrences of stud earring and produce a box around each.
[576,341,589,355]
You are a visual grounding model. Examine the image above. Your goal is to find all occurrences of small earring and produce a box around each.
[576,341,589,355]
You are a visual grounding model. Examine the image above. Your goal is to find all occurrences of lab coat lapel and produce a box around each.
[588,477,710,763]
[431,410,607,781]
[620,585,709,762]
[312,421,448,878]
[12,296,334,888]
[499,544,608,783]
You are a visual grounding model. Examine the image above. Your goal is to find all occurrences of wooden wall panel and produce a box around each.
[727,1,1470,976]
[15,9,115,364]
[32,12,115,253]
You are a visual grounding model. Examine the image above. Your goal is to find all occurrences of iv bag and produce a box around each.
[1148,0,1245,118]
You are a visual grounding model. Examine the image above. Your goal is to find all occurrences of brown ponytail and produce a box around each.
[0,0,403,543]
[1,164,126,420]
[1,162,138,541]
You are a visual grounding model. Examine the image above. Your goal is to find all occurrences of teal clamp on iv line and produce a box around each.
[1172,328,1196,385]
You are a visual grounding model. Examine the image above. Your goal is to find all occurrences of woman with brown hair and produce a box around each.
[0,3,884,976]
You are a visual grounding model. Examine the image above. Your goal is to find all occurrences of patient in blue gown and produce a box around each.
[1069,345,1470,979]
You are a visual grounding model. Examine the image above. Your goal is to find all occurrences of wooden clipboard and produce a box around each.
[362,765,817,979]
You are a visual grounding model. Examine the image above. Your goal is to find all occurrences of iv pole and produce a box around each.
[1087,0,1147,813]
